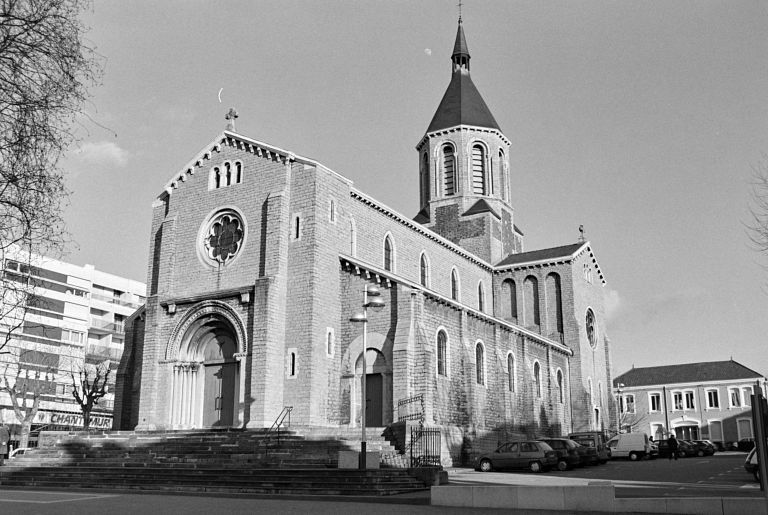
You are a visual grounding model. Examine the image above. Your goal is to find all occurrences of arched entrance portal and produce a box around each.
[354,348,390,427]
[168,305,245,429]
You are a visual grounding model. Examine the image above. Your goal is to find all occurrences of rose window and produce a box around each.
[204,213,243,264]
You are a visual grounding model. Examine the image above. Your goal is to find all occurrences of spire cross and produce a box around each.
[225,107,239,131]
[458,0,463,22]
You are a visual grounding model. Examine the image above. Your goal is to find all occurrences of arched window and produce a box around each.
[533,361,541,398]
[329,199,336,223]
[437,330,447,376]
[475,342,485,385]
[477,281,485,312]
[420,253,429,287]
[383,235,393,271]
[586,308,597,348]
[502,279,517,322]
[507,353,515,392]
[213,167,221,189]
[471,144,486,195]
[524,275,540,327]
[588,377,594,406]
[326,328,334,356]
[546,273,563,336]
[442,144,456,196]
[235,162,242,183]
[557,369,564,403]
[421,152,430,206]
[289,351,297,377]
[349,219,357,257]
[499,148,507,201]
[450,269,459,301]
[224,162,232,186]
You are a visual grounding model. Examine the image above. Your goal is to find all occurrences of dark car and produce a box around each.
[737,438,756,452]
[474,441,558,473]
[568,431,610,464]
[685,440,714,457]
[538,438,583,470]
[693,440,717,455]
[655,440,686,459]
[677,440,698,457]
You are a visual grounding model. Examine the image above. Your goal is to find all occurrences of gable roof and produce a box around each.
[614,360,764,388]
[495,242,606,284]
[463,198,500,219]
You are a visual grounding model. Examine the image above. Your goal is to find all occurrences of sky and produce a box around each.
[61,1,768,380]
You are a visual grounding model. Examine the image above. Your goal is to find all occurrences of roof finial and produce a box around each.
[225,107,239,131]
[458,0,463,23]
[578,224,586,242]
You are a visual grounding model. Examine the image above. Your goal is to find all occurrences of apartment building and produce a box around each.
[613,360,766,447]
[0,250,145,438]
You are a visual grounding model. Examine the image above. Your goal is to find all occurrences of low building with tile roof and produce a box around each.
[613,360,767,446]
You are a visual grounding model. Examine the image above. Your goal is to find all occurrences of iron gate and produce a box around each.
[409,426,441,467]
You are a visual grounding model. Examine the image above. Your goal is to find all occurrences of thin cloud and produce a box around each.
[75,141,129,167]
[604,288,622,322]
[424,48,432,56]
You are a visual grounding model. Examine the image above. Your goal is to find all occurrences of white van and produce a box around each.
[607,433,656,461]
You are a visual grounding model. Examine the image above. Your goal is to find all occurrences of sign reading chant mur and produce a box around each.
[34,410,113,429]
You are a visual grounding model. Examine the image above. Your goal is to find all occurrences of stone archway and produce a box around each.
[166,301,247,429]
[341,332,393,428]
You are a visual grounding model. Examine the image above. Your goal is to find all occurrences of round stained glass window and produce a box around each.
[201,210,244,265]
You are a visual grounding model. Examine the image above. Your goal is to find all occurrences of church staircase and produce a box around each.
[0,428,425,496]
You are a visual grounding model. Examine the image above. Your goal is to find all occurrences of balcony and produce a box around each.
[90,292,142,310]
[89,317,124,334]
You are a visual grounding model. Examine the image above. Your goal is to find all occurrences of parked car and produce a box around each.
[568,431,610,464]
[693,440,717,455]
[737,438,756,452]
[685,440,714,457]
[655,439,686,459]
[607,433,656,461]
[744,447,759,482]
[537,438,582,470]
[474,441,558,473]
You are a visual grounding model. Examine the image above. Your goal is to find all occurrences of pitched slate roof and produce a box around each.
[495,242,585,267]
[614,360,764,388]
[426,22,500,133]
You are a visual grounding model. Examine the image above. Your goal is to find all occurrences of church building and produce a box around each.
[115,19,614,461]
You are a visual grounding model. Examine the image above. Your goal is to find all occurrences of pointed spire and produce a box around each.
[426,19,500,133]
[452,19,470,72]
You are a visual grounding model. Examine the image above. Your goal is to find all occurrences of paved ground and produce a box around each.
[0,452,764,513]
[450,452,763,498]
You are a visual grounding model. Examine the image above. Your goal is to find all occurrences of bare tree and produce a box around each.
[69,360,110,429]
[0,0,101,354]
[0,346,56,448]
[748,156,768,260]
[617,410,648,434]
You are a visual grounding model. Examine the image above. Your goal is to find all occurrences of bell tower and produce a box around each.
[415,18,522,263]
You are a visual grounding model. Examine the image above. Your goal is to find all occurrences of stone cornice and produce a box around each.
[415,125,512,151]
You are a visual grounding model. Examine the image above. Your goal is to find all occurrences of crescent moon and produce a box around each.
[218,88,223,103]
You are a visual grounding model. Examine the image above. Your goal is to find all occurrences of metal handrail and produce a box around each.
[260,406,293,456]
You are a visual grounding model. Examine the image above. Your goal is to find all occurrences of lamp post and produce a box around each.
[349,283,385,469]
[615,383,625,434]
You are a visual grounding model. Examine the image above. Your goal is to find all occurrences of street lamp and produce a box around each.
[615,383,625,434]
[349,283,385,469]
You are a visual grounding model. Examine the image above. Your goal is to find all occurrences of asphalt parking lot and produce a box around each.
[449,452,762,498]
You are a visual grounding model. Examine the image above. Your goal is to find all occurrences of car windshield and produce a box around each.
[564,440,579,449]
[538,442,553,451]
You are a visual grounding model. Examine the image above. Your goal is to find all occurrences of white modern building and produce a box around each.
[0,250,145,440]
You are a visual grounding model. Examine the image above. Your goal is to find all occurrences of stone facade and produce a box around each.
[114,19,614,464]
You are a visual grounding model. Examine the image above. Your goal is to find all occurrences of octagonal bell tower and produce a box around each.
[415,18,522,263]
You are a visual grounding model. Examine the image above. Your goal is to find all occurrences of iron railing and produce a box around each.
[397,393,424,423]
[409,426,441,467]
[260,406,293,456]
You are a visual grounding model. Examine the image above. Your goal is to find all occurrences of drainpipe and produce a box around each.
[663,385,670,436]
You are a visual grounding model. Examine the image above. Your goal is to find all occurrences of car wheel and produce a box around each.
[677,451,685,458]
[529,461,543,473]
[479,459,492,472]
[629,452,640,461]
[755,470,760,483]
[556,459,568,471]
[697,450,704,457]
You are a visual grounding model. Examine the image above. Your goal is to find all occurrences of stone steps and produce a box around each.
[0,428,423,496]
